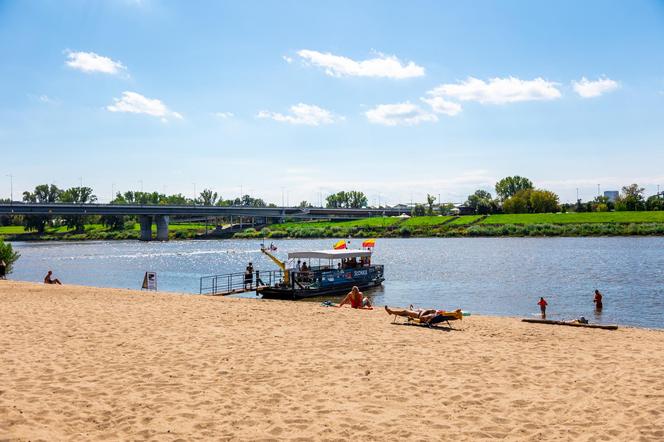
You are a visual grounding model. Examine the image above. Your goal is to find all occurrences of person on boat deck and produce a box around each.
[384,305,446,323]
[594,289,603,310]
[296,260,302,271]
[299,261,311,282]
[44,270,62,285]
[338,286,372,309]
[244,262,254,289]
[538,297,548,318]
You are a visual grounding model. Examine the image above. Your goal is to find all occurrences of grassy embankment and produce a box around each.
[234,211,664,239]
[3,212,664,240]
[0,223,210,241]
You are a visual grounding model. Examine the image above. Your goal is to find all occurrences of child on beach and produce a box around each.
[537,297,548,318]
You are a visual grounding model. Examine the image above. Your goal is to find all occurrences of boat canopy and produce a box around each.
[287,249,372,260]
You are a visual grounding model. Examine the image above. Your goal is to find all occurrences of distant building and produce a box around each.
[604,191,619,202]
[453,204,475,215]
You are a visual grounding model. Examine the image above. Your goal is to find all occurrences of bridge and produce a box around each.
[0,203,411,241]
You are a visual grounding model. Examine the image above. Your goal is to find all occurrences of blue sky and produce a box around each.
[1,0,663,205]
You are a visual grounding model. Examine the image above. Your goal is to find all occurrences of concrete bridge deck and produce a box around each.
[0,203,411,241]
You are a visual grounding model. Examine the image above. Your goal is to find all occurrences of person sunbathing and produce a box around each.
[385,305,461,323]
[338,286,372,309]
[44,270,62,285]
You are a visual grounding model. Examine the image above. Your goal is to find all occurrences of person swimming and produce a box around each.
[338,286,372,309]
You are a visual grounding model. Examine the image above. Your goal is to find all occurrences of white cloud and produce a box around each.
[257,103,341,126]
[420,96,462,116]
[365,102,438,126]
[572,77,619,98]
[107,91,182,122]
[282,55,293,64]
[65,50,127,75]
[428,76,561,105]
[213,112,234,119]
[296,49,424,79]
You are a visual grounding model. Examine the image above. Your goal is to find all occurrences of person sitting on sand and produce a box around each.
[338,286,372,309]
[538,297,548,318]
[384,305,449,323]
[594,289,603,310]
[44,270,62,285]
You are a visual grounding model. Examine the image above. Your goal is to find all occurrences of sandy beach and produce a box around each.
[1,281,663,441]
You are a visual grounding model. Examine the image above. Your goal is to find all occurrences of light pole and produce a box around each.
[193,183,197,205]
[6,174,12,205]
[597,184,600,198]
[111,183,115,202]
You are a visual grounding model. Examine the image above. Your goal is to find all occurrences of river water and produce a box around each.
[8,238,664,328]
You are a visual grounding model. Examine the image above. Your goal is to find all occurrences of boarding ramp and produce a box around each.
[199,269,285,295]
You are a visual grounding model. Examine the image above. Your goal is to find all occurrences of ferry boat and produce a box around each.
[256,247,384,300]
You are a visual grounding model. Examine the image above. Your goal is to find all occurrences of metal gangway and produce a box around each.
[199,269,285,295]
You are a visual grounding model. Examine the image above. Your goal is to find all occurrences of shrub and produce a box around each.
[0,239,20,274]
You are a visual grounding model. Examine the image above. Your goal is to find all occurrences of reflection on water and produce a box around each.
[9,237,664,328]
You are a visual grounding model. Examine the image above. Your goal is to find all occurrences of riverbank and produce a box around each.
[1,281,663,440]
[4,212,664,241]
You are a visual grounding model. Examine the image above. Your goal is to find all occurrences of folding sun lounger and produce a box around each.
[392,309,464,329]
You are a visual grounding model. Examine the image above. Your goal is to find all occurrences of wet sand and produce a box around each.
[1,281,663,441]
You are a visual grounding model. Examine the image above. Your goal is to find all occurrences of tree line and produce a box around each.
[409,176,663,216]
[461,177,663,215]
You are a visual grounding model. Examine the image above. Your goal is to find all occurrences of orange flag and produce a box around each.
[333,240,347,250]
[362,239,376,248]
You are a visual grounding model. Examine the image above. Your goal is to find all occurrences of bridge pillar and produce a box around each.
[139,215,152,241]
[155,215,169,241]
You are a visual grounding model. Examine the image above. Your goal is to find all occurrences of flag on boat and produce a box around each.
[333,240,347,250]
[362,239,376,248]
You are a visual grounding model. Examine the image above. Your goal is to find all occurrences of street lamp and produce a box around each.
[6,174,12,205]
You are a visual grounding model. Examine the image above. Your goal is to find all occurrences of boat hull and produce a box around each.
[258,278,384,300]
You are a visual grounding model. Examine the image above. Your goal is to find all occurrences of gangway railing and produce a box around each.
[199,269,285,295]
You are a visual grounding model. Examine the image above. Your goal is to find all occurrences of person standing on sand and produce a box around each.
[0,260,6,280]
[44,270,62,285]
[538,297,548,318]
[594,289,603,310]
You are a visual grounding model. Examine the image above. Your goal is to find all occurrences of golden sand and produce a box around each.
[1,281,663,441]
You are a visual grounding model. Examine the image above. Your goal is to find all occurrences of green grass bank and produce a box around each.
[3,212,664,241]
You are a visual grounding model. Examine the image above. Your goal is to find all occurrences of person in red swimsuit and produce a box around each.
[537,297,548,318]
[338,286,372,309]
[594,290,603,310]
